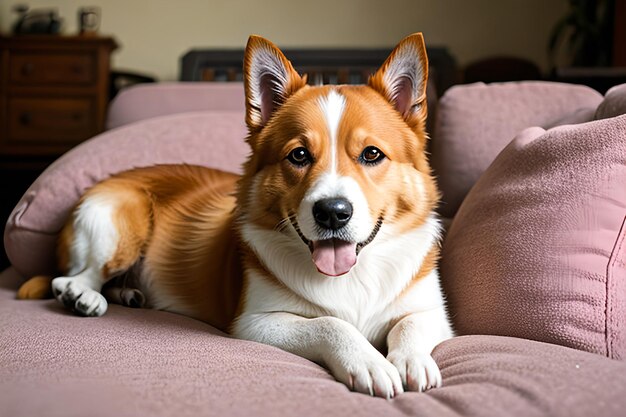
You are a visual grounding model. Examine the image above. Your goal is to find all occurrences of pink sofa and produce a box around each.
[2,81,626,417]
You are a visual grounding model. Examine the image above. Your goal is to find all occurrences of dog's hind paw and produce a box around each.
[102,286,146,308]
[52,277,107,317]
[120,288,145,308]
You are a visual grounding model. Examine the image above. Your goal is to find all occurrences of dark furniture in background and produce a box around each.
[615,0,626,66]
[181,47,458,96]
[0,35,117,156]
[109,70,156,99]
[552,66,626,95]
[463,56,542,84]
[548,1,626,96]
[180,46,458,145]
[0,35,117,270]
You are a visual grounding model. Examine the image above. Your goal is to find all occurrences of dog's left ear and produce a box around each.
[368,33,428,122]
[244,35,307,132]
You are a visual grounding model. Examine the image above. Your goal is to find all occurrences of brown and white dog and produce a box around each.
[18,33,453,398]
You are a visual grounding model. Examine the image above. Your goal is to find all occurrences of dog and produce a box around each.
[17,33,453,399]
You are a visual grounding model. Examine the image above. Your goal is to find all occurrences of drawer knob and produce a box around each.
[72,113,83,121]
[21,63,34,76]
[71,65,84,75]
[19,112,32,125]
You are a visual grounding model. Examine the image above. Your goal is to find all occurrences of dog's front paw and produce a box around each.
[52,277,107,317]
[387,350,442,392]
[327,349,404,399]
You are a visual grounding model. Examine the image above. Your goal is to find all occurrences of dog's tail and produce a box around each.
[17,275,53,299]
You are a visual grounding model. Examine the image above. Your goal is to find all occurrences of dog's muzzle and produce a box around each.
[289,212,383,277]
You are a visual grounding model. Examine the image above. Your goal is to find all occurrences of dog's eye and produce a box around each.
[286,147,312,166]
[359,146,385,165]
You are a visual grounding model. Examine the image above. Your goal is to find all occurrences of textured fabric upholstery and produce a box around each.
[2,268,625,417]
[3,81,626,417]
[431,81,603,217]
[441,116,626,359]
[106,82,246,129]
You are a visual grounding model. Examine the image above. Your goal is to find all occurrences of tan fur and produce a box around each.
[20,165,242,331]
[368,32,429,129]
[236,35,438,299]
[106,165,243,330]
[18,33,439,336]
[57,219,74,274]
[102,187,152,277]
[243,36,308,133]
[17,275,53,299]
[399,246,440,300]
[13,34,453,398]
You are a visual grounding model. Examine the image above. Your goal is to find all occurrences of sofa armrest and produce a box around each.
[106,82,245,130]
[431,81,603,217]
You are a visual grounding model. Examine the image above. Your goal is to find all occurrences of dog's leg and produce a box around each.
[52,187,151,317]
[386,307,454,392]
[234,312,404,399]
[102,287,146,308]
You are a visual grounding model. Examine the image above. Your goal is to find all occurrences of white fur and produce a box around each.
[297,173,373,244]
[238,215,444,346]
[318,90,346,173]
[387,306,453,391]
[236,213,450,397]
[247,44,289,126]
[382,43,425,105]
[54,53,452,397]
[67,195,119,276]
[52,194,120,316]
[234,310,403,398]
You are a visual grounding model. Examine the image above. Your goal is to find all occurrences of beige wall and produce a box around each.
[0,0,568,81]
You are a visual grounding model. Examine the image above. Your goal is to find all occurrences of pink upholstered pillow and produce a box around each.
[106,82,246,130]
[4,111,248,278]
[441,115,626,359]
[596,83,626,120]
[431,82,603,218]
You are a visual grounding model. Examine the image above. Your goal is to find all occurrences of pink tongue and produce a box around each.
[311,239,357,276]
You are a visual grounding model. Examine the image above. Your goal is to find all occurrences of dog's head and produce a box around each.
[238,34,439,279]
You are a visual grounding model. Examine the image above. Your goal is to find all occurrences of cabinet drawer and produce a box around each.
[10,53,95,85]
[8,97,96,144]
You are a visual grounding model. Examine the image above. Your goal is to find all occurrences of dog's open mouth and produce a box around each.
[289,215,383,277]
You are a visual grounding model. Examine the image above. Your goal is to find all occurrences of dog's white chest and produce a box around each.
[240,217,444,347]
[326,302,393,349]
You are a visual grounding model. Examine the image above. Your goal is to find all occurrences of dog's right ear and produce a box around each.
[244,35,307,132]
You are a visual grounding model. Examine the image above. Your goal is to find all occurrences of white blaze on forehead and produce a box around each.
[318,90,346,174]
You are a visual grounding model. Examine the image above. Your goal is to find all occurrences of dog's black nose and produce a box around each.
[313,198,353,230]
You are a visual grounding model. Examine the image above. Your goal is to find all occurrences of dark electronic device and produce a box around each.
[12,4,62,35]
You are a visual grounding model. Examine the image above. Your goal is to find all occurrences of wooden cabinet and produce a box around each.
[0,35,117,156]
[0,35,117,271]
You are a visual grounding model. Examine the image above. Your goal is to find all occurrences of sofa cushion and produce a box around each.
[596,83,626,120]
[431,81,603,217]
[3,111,248,278]
[106,82,246,129]
[1,267,625,417]
[441,115,626,359]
